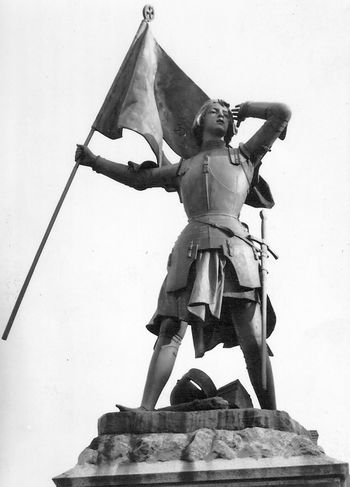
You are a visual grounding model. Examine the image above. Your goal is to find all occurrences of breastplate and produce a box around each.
[179,149,251,219]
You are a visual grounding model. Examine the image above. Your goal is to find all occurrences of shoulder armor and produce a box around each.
[227,147,241,166]
[238,143,251,160]
[177,157,192,176]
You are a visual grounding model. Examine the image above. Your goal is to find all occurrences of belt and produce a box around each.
[192,218,278,260]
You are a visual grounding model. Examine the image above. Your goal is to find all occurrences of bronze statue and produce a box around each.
[75,99,291,411]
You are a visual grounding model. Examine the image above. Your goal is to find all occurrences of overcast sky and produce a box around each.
[1,1,350,486]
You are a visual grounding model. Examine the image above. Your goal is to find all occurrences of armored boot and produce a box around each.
[242,350,276,410]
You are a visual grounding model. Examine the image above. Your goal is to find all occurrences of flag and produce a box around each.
[92,21,209,165]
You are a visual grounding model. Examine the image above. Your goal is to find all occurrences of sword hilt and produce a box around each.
[260,210,267,241]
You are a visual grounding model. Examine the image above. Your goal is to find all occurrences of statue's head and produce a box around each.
[192,99,237,147]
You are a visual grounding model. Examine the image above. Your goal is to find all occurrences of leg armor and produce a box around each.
[157,318,187,353]
[141,318,187,410]
[229,300,276,410]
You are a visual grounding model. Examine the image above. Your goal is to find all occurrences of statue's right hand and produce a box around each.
[75,144,97,167]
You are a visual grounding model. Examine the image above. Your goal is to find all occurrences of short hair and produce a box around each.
[192,99,237,147]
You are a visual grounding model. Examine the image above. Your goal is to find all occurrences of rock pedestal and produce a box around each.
[53,409,349,487]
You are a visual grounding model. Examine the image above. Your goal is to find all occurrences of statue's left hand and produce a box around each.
[231,104,245,128]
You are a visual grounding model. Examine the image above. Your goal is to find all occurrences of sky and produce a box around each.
[1,1,350,486]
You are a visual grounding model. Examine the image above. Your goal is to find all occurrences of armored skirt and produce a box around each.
[147,218,276,358]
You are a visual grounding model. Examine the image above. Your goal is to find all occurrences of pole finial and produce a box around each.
[260,209,267,221]
[143,4,155,22]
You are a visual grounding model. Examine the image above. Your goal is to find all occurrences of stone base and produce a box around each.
[98,408,310,436]
[53,456,349,486]
[53,409,349,487]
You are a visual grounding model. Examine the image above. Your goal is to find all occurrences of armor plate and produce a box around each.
[165,148,260,292]
[179,148,253,219]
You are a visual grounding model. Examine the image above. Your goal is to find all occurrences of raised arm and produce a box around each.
[75,145,180,192]
[233,102,291,165]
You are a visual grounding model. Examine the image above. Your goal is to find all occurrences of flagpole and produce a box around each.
[2,129,95,341]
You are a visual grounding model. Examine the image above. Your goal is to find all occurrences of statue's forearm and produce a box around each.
[92,157,144,190]
[93,156,179,191]
[240,102,291,163]
[240,101,291,123]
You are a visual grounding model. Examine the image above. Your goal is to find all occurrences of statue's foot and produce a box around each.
[115,404,150,412]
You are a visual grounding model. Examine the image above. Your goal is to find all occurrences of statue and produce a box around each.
[75,99,291,411]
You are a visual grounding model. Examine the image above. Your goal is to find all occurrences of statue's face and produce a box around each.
[202,102,229,139]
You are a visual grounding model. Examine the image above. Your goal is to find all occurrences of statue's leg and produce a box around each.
[140,318,187,411]
[229,300,276,410]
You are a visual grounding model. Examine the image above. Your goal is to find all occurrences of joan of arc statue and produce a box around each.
[75,100,291,411]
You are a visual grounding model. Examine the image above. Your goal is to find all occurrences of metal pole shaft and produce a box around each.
[2,129,95,340]
[260,210,268,390]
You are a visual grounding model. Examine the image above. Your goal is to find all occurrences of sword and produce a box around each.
[259,210,268,390]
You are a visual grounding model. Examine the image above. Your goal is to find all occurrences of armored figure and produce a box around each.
[76,100,291,411]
